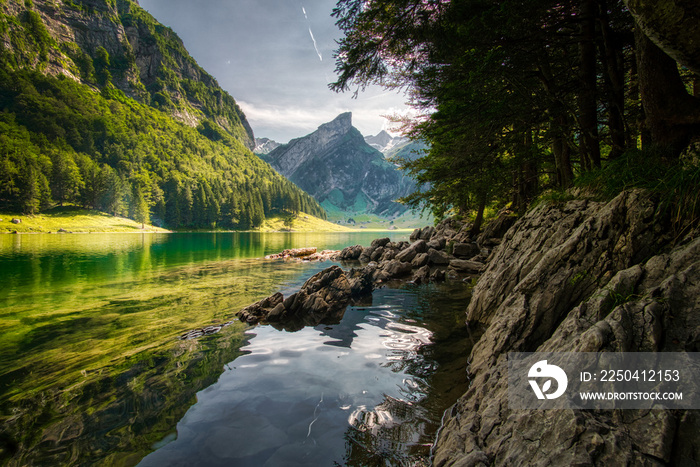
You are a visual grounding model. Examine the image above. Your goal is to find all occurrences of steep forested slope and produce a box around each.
[0,0,325,228]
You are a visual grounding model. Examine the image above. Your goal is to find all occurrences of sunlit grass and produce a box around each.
[0,206,170,233]
[259,212,355,232]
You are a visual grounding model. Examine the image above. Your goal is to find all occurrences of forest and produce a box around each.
[331,0,700,236]
[0,0,325,229]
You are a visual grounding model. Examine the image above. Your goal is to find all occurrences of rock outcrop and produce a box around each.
[432,189,700,466]
[235,216,493,334]
[236,265,373,331]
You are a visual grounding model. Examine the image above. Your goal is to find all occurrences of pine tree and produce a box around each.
[50,150,83,206]
[129,183,150,228]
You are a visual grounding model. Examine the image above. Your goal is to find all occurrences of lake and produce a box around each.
[0,232,474,466]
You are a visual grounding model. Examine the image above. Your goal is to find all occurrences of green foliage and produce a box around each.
[0,68,325,227]
[2,0,253,149]
[531,189,576,208]
[94,46,111,85]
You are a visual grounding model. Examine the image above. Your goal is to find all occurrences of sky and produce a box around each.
[138,0,411,143]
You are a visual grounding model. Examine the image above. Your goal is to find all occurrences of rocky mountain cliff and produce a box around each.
[432,190,700,466]
[262,113,415,217]
[0,0,254,149]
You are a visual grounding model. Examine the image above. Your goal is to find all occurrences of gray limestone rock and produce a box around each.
[427,248,452,265]
[411,253,429,268]
[449,259,485,274]
[432,190,698,466]
[452,242,480,258]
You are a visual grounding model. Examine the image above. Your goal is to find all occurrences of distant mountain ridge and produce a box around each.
[254,138,282,155]
[364,130,409,156]
[262,113,415,218]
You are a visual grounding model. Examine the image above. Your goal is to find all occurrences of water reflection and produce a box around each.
[0,232,411,466]
[140,282,474,467]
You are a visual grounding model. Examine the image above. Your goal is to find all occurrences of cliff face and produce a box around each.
[0,0,254,149]
[263,113,415,217]
[433,190,700,466]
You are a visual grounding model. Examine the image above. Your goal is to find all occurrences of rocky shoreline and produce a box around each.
[183,189,700,465]
[235,213,514,330]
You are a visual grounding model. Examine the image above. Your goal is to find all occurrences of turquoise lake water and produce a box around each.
[0,232,473,466]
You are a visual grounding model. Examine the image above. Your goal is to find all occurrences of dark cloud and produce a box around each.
[139,0,409,142]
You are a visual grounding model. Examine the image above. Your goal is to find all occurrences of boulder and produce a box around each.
[419,226,436,240]
[236,265,372,329]
[395,246,417,263]
[427,235,447,250]
[378,259,414,280]
[347,265,376,297]
[380,248,397,262]
[411,253,429,268]
[237,292,284,324]
[476,208,517,245]
[397,239,429,263]
[412,239,428,254]
[370,247,384,262]
[452,242,481,258]
[411,265,431,284]
[359,247,373,262]
[427,248,452,265]
[338,244,363,260]
[370,237,391,249]
[430,269,446,282]
[11,218,20,224]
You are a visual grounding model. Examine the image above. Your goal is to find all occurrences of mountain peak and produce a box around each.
[321,112,353,133]
[265,113,414,218]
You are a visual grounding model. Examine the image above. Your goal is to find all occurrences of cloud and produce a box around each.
[240,97,413,142]
[238,101,338,135]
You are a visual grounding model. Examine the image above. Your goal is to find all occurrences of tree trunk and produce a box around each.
[599,0,628,159]
[551,115,574,188]
[635,27,700,154]
[625,0,700,75]
[578,0,602,169]
[469,195,486,237]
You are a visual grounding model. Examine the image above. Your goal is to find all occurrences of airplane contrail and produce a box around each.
[301,4,323,61]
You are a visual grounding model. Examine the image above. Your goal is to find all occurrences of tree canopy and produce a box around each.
[332,0,700,230]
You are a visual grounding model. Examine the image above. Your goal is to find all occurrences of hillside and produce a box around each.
[262,112,415,221]
[0,0,325,229]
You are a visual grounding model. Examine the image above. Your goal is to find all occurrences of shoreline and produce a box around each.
[1,228,417,235]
